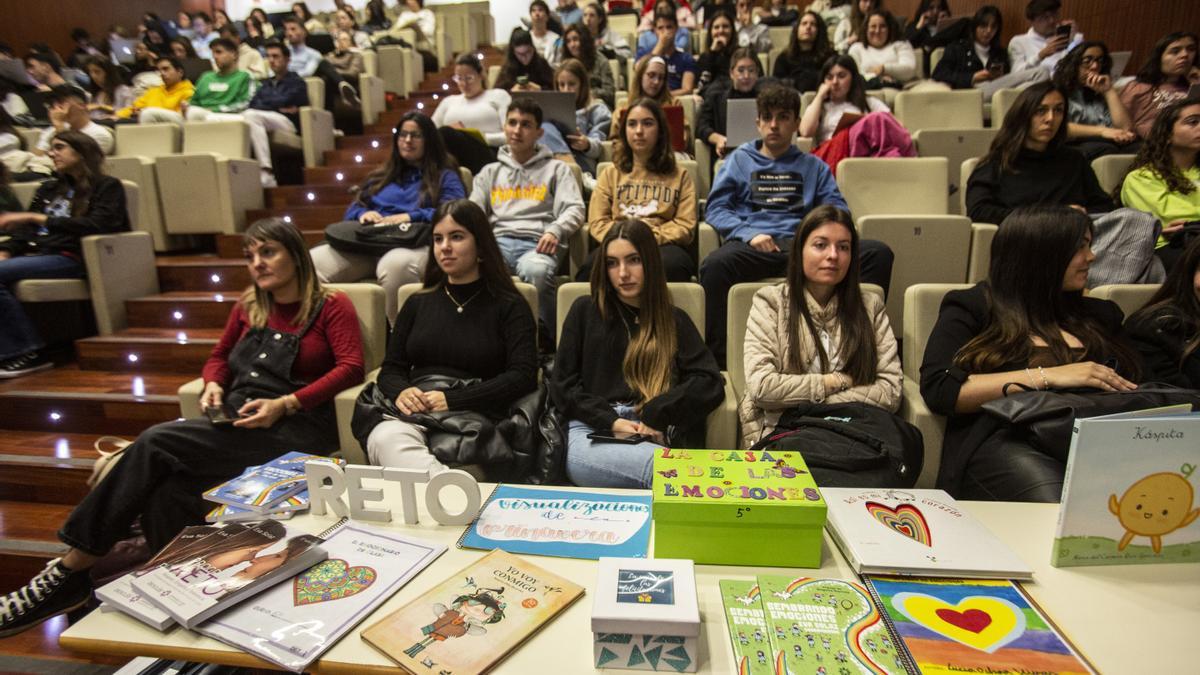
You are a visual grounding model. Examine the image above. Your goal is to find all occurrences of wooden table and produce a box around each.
[60,484,1199,673]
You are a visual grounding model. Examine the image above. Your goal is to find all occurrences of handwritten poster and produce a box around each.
[459,485,652,560]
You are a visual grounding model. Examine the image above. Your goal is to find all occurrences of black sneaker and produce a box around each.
[0,558,93,638]
[0,352,52,379]
[339,81,361,107]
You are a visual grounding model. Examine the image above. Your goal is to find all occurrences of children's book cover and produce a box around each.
[203,453,342,511]
[718,581,773,675]
[199,521,445,672]
[862,577,1094,675]
[361,549,585,675]
[459,484,652,560]
[1054,413,1200,567]
[757,575,904,675]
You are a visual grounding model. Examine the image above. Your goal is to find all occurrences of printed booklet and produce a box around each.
[361,549,584,675]
[132,520,326,629]
[458,484,653,560]
[202,452,343,512]
[821,488,1032,580]
[197,520,445,672]
[1053,410,1200,567]
[862,576,1095,675]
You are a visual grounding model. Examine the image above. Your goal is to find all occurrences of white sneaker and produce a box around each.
[260,169,278,188]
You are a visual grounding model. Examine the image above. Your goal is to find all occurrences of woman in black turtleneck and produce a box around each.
[356,199,538,472]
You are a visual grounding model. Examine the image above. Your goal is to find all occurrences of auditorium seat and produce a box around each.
[894,89,984,132]
[1090,284,1160,319]
[967,223,997,283]
[108,123,183,251]
[1091,154,1136,195]
[157,121,263,235]
[913,128,997,214]
[837,157,949,217]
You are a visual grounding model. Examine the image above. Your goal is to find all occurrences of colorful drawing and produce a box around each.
[402,580,507,658]
[292,558,377,606]
[865,501,933,547]
[1108,469,1199,554]
[864,577,1094,675]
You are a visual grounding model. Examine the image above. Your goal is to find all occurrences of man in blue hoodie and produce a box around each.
[700,85,894,365]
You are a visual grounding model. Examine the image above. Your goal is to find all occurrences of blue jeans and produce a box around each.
[0,253,83,359]
[496,236,558,331]
[566,404,661,489]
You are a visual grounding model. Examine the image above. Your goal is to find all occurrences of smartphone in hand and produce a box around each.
[204,405,243,426]
[587,431,650,444]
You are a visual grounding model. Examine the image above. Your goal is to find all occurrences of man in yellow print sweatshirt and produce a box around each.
[117,55,195,120]
[470,99,585,334]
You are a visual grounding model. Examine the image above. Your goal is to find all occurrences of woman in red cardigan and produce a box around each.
[0,218,365,638]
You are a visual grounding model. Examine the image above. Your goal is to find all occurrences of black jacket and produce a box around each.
[550,296,724,444]
[965,146,1114,225]
[0,174,129,258]
[918,283,1134,491]
[696,79,765,147]
[771,49,828,93]
[932,38,1009,90]
[1126,306,1200,389]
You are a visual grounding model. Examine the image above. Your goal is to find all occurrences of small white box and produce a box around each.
[592,557,701,672]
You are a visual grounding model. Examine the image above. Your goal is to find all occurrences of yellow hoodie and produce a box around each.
[117,80,196,119]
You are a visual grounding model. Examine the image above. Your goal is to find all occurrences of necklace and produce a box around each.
[616,302,640,339]
[444,285,483,314]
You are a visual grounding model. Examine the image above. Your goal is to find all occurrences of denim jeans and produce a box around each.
[566,404,661,489]
[0,253,83,359]
[496,235,559,331]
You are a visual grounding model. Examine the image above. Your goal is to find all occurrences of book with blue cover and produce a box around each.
[202,453,342,512]
[458,484,653,560]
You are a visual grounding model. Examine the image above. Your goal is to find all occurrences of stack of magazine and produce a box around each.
[202,452,344,523]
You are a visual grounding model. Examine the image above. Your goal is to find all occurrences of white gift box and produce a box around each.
[592,557,701,672]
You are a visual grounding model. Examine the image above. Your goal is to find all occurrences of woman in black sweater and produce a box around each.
[552,219,723,488]
[0,130,128,377]
[771,10,833,93]
[1126,237,1200,388]
[919,206,1142,502]
[966,81,1163,285]
[357,199,538,472]
[495,29,556,92]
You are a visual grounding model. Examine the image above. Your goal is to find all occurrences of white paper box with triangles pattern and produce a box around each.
[591,557,700,672]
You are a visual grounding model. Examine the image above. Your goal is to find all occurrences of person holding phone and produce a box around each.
[0,219,364,639]
[932,6,1048,102]
[550,58,611,176]
[495,29,555,92]
[1008,0,1082,75]
[552,219,723,488]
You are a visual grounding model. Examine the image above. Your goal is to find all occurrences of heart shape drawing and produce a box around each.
[893,593,1025,653]
[865,501,932,547]
[293,558,377,606]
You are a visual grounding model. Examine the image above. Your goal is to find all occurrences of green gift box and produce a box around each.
[651,449,827,567]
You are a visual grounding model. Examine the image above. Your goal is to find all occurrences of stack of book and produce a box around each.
[202,452,344,523]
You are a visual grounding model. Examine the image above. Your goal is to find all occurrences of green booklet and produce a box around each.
[718,580,772,675]
[756,575,906,675]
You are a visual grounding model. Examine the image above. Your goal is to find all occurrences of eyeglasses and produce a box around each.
[397,131,424,140]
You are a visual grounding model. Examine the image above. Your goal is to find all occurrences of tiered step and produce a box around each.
[125,291,240,329]
[0,501,73,593]
[0,432,101,504]
[304,165,374,184]
[268,184,359,208]
[75,328,222,373]
[157,255,251,292]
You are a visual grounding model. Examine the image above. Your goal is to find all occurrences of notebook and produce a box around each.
[516,90,578,130]
[725,98,759,147]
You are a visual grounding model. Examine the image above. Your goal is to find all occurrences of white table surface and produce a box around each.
[60,483,1199,674]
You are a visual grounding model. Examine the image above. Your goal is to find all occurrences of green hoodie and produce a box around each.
[191,69,256,113]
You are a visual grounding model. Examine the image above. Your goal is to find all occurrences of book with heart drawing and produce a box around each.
[821,488,1033,580]
[861,577,1095,674]
[195,519,445,672]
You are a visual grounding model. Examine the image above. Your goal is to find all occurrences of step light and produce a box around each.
[433,94,438,100]
[355,154,363,163]
[336,172,344,181]
[283,215,292,223]
[307,192,316,201]
[133,376,145,398]
[371,140,379,148]
[54,438,69,458]
[210,274,221,283]
[417,102,424,110]
[176,331,188,343]
[442,83,449,91]
[476,53,484,60]
[215,294,224,302]
[127,353,139,363]
[49,411,62,422]
[172,310,184,321]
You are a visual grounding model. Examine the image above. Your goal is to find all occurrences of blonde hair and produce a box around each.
[240,218,332,328]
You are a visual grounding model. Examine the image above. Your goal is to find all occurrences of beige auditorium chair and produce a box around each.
[1091,154,1136,196]
[967,223,997,283]
[857,215,972,336]
[960,156,981,216]
[726,281,883,449]
[991,88,1021,128]
[108,123,183,251]
[837,157,949,218]
[913,128,997,214]
[902,283,971,488]
[893,89,984,132]
[10,180,158,335]
[178,283,388,465]
[157,121,264,235]
[1089,284,1160,319]
[929,46,945,74]
[556,281,737,449]
[376,45,413,97]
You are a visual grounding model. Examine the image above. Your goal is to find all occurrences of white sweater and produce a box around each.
[848,41,916,83]
[431,89,513,146]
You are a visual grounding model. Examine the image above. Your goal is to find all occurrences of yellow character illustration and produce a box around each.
[1108,472,1200,554]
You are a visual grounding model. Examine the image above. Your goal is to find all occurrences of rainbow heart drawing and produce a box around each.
[892,592,1026,653]
[293,558,377,606]
[865,501,932,546]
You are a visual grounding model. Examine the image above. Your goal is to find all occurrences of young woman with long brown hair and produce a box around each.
[739,205,900,447]
[553,219,722,488]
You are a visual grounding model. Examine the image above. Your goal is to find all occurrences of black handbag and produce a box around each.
[750,401,923,488]
[324,219,431,256]
[981,383,1200,462]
